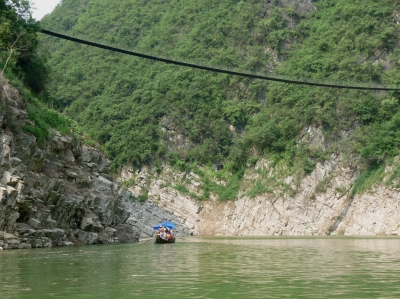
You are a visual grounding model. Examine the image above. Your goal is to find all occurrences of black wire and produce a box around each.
[40,29,400,91]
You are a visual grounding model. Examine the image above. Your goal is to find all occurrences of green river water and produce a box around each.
[1,237,400,298]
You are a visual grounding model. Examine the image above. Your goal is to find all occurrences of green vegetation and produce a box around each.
[386,161,400,188]
[6,71,94,145]
[40,0,297,171]
[32,0,400,198]
[247,180,274,198]
[350,164,386,198]
[315,175,333,194]
[0,0,46,92]
[129,193,148,203]
[0,0,94,146]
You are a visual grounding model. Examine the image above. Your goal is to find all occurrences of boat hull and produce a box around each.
[155,235,176,244]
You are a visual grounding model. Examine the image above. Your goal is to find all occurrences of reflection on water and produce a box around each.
[1,237,400,298]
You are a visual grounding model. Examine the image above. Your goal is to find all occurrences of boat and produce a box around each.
[153,221,176,244]
[155,234,176,244]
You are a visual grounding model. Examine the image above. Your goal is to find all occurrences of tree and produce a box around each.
[0,0,46,92]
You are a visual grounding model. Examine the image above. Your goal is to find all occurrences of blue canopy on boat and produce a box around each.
[153,221,176,230]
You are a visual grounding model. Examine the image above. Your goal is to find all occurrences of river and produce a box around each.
[1,237,399,298]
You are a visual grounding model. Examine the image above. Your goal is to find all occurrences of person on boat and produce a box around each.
[159,227,168,241]
[164,227,172,239]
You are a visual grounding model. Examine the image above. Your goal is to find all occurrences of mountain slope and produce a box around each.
[40,0,400,200]
[41,0,306,168]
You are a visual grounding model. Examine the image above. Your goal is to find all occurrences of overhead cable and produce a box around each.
[40,29,400,91]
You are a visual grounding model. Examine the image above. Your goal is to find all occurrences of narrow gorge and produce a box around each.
[2,0,400,250]
[1,74,400,250]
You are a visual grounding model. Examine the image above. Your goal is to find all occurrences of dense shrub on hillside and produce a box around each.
[40,0,400,183]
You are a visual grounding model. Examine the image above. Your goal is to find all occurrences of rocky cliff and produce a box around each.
[121,144,400,237]
[0,76,138,249]
[120,165,201,238]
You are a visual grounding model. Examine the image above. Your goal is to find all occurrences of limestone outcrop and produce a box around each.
[121,165,200,238]
[120,156,400,237]
[0,76,138,249]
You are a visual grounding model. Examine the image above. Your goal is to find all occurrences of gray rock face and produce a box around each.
[120,165,201,238]
[0,76,139,249]
[123,196,195,238]
[120,154,400,237]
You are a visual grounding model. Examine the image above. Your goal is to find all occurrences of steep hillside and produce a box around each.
[41,0,313,169]
[40,0,400,213]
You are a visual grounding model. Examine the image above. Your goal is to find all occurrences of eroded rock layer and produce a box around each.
[121,158,400,237]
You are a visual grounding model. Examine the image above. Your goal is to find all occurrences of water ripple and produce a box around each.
[1,237,400,298]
